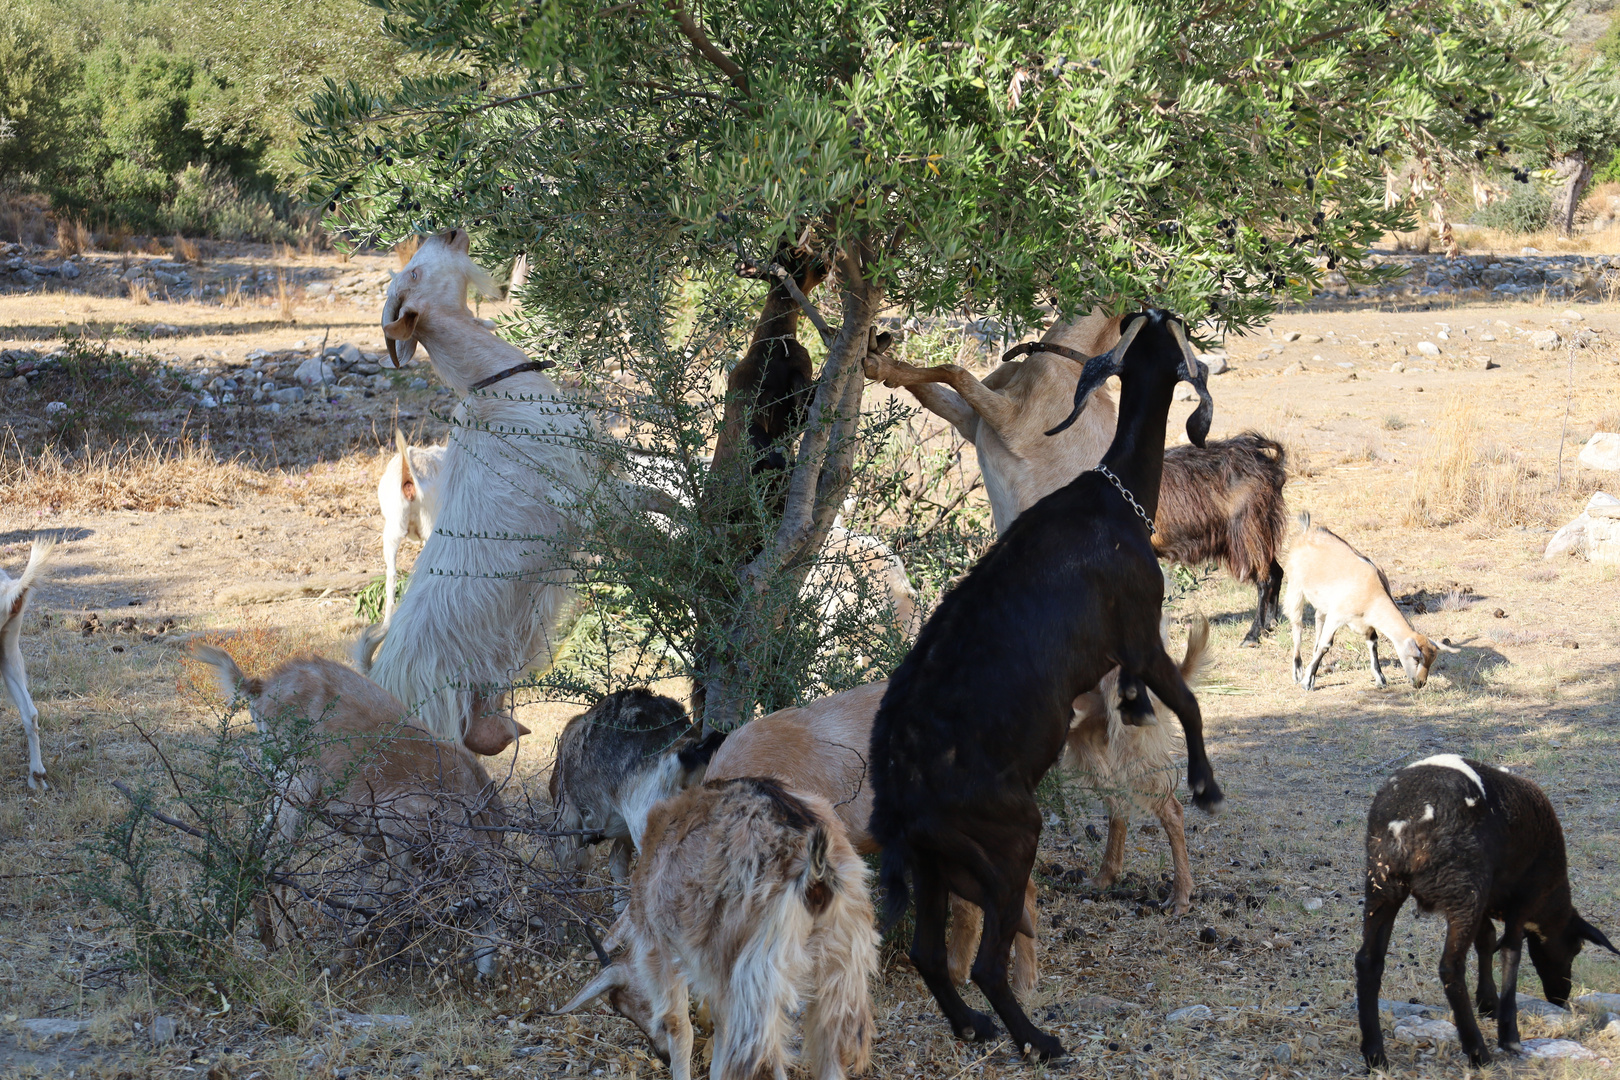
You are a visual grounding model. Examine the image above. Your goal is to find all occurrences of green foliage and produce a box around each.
[1470,180,1553,234]
[25,340,172,448]
[354,571,409,622]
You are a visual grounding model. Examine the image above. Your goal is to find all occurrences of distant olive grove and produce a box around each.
[0,0,416,241]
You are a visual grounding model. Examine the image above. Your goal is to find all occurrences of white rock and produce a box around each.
[1480,333,1496,341]
[1515,997,1571,1018]
[1312,354,1327,364]
[294,356,336,386]
[1197,353,1228,375]
[1562,309,1584,321]
[331,343,363,366]
[1390,361,1405,373]
[1437,331,1450,340]
[1167,1005,1212,1023]
[1530,329,1562,350]
[1578,432,1620,471]
[409,378,429,390]
[151,1015,177,1044]
[21,1018,91,1038]
[1174,384,1198,401]
[270,386,307,405]
[1417,341,1441,357]
[198,393,219,409]
[44,401,66,414]
[1282,330,1301,342]
[333,1011,413,1029]
[1302,897,1324,911]
[1520,1038,1596,1060]
[1393,1017,1457,1045]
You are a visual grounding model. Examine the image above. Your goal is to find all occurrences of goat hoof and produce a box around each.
[1022,1032,1065,1062]
[1362,1049,1388,1072]
[1467,1048,1492,1066]
[954,1012,998,1043]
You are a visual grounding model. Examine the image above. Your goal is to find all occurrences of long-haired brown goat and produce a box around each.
[557,778,877,1080]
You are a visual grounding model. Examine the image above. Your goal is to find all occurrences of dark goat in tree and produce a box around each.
[711,249,829,485]
[1356,755,1619,1069]
[867,310,1224,1061]
[1157,433,1288,645]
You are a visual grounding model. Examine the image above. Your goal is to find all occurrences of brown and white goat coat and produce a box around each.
[558,778,877,1080]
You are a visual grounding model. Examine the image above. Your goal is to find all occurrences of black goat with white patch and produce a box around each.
[1157,433,1287,645]
[1356,754,1619,1068]
[867,310,1223,1061]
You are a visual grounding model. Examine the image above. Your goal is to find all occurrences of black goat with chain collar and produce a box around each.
[867,310,1221,1061]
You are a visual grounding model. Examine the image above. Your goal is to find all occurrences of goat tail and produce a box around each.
[189,643,262,705]
[1181,615,1211,682]
[876,843,911,934]
[2,536,56,616]
[353,621,387,675]
[802,817,880,1080]
[394,427,417,501]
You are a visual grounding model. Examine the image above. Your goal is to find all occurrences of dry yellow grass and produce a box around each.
[276,272,299,322]
[171,233,201,264]
[126,279,151,306]
[1451,221,1620,255]
[1402,393,1558,529]
[0,431,381,514]
[55,219,92,258]
[393,236,421,267]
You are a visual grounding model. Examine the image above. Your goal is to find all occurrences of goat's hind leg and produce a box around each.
[910,861,997,1044]
[1242,563,1282,647]
[968,875,1063,1061]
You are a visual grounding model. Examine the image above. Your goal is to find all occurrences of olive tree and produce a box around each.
[304,0,1562,727]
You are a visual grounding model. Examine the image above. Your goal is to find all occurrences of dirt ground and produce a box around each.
[1,245,1619,1078]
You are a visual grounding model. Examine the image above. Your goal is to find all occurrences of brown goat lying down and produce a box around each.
[193,647,507,975]
[558,778,877,1080]
[701,683,1040,996]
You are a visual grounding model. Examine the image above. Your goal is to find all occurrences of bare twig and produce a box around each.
[770,263,835,346]
[1556,338,1576,491]
[664,2,748,94]
[467,83,589,115]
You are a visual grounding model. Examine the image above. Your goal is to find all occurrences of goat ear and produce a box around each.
[1045,314,1145,437]
[553,965,628,1014]
[463,694,529,756]
[1168,319,1213,447]
[677,730,726,779]
[440,227,470,253]
[383,310,419,367]
[1574,913,1620,956]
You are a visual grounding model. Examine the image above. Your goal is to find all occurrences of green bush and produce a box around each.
[1470,182,1552,233]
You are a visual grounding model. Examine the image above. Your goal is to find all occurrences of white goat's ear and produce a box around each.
[440,227,470,253]
[553,965,627,1014]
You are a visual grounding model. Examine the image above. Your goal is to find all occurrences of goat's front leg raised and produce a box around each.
[1136,647,1223,811]
[863,356,1023,439]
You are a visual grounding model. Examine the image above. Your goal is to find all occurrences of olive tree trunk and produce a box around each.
[698,244,882,732]
[1552,151,1593,237]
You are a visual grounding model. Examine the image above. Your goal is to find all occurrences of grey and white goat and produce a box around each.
[1356,755,1619,1068]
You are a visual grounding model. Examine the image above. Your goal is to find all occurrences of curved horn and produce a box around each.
[1168,320,1213,448]
[1045,314,1147,437]
[581,920,613,967]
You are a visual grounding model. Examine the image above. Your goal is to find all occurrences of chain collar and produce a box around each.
[1093,464,1155,536]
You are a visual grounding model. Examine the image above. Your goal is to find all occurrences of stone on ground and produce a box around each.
[1579,432,1620,472]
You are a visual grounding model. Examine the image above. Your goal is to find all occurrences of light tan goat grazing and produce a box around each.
[701,682,1041,996]
[1284,513,1457,691]
[2,538,55,790]
[1062,616,1210,916]
[192,646,508,975]
[557,778,877,1080]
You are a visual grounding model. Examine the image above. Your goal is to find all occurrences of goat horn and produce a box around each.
[1045,314,1146,437]
[1168,320,1213,448]
[580,920,613,967]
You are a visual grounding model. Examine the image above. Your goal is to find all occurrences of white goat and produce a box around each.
[193,646,509,975]
[2,538,55,791]
[557,778,877,1080]
[1284,512,1457,690]
[359,228,595,751]
[377,427,449,625]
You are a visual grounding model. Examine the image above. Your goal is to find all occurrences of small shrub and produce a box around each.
[127,279,151,305]
[25,340,166,448]
[1382,414,1407,431]
[1470,182,1552,234]
[172,233,201,264]
[353,573,408,623]
[55,218,91,256]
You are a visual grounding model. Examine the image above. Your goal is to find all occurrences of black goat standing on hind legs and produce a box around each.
[867,310,1224,1061]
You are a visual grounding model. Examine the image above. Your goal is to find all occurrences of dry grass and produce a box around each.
[276,272,299,322]
[127,279,152,306]
[1451,221,1620,254]
[1402,393,1553,529]
[393,236,421,267]
[0,432,380,514]
[172,234,202,265]
[55,219,92,257]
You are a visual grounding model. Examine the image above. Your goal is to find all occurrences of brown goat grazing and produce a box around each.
[1158,435,1287,645]
[1357,756,1619,1067]
[557,778,878,1080]
[192,647,507,975]
[701,682,1040,996]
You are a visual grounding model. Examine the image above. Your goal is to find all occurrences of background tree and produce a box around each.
[1543,61,1620,235]
[304,0,1566,728]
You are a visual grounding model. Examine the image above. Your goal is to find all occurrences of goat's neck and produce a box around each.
[419,307,532,393]
[749,284,803,348]
[1097,369,1178,519]
[1363,589,1417,646]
